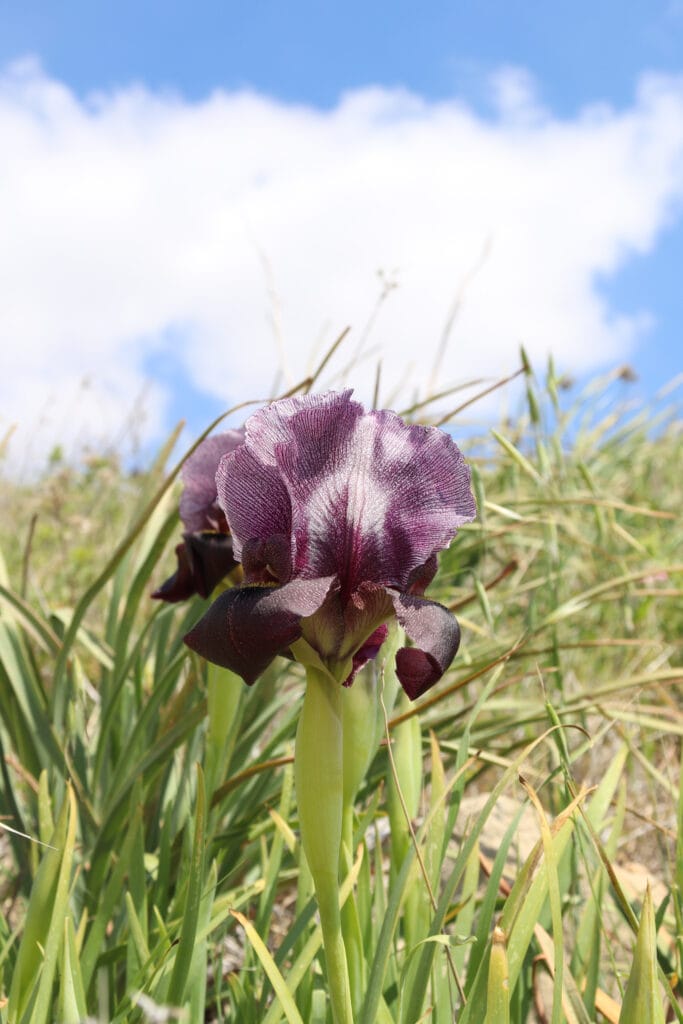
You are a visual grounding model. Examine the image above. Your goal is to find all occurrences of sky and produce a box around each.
[1,1,682,472]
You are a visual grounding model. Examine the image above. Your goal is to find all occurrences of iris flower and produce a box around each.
[152,429,245,603]
[185,391,476,699]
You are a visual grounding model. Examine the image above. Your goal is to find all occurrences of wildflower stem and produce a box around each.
[295,666,354,1024]
[339,660,390,1014]
[340,804,365,1015]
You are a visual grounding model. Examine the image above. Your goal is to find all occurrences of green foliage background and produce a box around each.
[0,360,680,1022]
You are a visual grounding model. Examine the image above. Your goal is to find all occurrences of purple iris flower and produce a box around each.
[152,429,245,603]
[184,391,476,699]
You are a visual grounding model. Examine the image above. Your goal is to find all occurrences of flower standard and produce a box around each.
[151,428,245,602]
[185,390,476,1024]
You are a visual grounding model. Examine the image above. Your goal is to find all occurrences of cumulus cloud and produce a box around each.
[1,58,683,469]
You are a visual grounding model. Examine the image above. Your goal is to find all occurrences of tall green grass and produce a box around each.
[0,360,680,1022]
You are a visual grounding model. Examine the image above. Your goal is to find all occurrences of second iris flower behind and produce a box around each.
[185,389,476,699]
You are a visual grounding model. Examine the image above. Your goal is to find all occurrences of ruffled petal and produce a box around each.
[387,591,461,700]
[339,410,476,592]
[217,446,292,567]
[241,390,357,468]
[227,392,475,597]
[184,576,336,684]
[209,392,474,684]
[180,430,244,533]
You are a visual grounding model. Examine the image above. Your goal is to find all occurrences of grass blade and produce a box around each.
[231,910,305,1024]
[618,885,666,1024]
[484,927,510,1024]
[166,763,207,1008]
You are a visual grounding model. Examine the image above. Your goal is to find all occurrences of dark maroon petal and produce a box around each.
[395,648,444,700]
[241,534,292,584]
[406,555,439,596]
[387,591,461,700]
[184,576,335,684]
[184,533,239,597]
[151,533,238,603]
[180,430,245,534]
[343,625,389,687]
[151,542,197,602]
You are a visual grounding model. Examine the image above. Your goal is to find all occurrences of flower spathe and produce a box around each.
[184,391,476,699]
[152,429,245,602]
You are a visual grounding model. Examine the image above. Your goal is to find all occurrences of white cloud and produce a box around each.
[1,58,683,469]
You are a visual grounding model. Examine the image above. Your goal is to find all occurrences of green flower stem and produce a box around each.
[340,663,384,1013]
[295,665,354,1024]
[339,806,364,1016]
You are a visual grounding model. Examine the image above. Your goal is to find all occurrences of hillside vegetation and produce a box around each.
[0,359,680,1023]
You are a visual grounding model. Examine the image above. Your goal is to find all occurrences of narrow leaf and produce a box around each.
[618,885,666,1024]
[232,910,305,1024]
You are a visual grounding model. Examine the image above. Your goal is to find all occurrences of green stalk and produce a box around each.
[340,803,365,1016]
[295,665,354,1024]
[341,664,384,1014]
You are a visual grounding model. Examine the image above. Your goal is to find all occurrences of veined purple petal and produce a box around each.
[242,390,358,468]
[152,532,238,602]
[184,576,336,684]
[180,429,245,534]
[388,591,461,700]
[220,393,475,595]
[216,446,292,567]
[274,398,476,594]
[217,392,359,572]
[188,391,476,687]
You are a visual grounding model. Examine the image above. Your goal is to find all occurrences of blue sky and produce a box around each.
[1,2,682,468]
[3,1,682,111]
